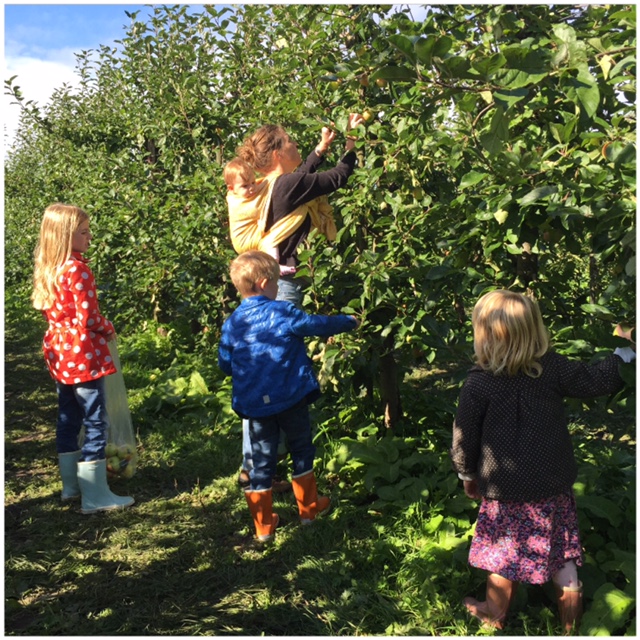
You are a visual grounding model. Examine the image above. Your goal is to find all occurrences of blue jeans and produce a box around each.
[56,378,109,461]
[240,273,308,470]
[248,399,315,491]
[277,274,305,308]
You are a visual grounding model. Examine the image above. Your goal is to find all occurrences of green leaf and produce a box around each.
[618,362,636,387]
[610,54,636,79]
[518,185,559,205]
[433,35,453,57]
[423,514,444,533]
[459,170,488,189]
[493,87,529,111]
[574,71,600,118]
[614,143,636,168]
[437,55,470,79]
[377,484,402,501]
[625,256,635,277]
[415,35,436,66]
[600,548,636,583]
[496,67,548,89]
[387,34,417,65]
[425,265,454,280]
[579,303,615,321]
[580,584,635,636]
[479,132,503,155]
[471,52,507,79]
[549,115,578,144]
[490,106,509,141]
[188,371,209,396]
[370,65,417,82]
[576,495,622,527]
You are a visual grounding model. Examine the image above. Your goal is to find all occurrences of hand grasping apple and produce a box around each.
[315,114,366,155]
[315,126,336,156]
[345,112,365,152]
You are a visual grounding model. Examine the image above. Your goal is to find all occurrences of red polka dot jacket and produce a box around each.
[42,252,116,385]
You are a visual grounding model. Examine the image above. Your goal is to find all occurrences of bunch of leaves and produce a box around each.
[6,4,635,343]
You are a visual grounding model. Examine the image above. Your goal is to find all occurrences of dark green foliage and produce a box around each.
[5,292,635,635]
[5,5,636,634]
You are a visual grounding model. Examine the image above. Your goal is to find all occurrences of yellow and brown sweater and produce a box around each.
[227,150,357,266]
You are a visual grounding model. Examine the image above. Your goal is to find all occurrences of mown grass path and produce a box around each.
[5,310,443,636]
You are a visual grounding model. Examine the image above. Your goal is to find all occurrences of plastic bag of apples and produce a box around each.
[104,340,139,479]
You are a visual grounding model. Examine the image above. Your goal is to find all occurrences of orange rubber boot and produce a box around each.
[291,470,331,525]
[244,489,279,541]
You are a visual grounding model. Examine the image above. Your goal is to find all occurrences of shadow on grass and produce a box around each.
[8,304,630,636]
[5,310,435,636]
[5,473,418,635]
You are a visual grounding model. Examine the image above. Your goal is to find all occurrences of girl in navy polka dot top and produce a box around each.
[450,290,635,633]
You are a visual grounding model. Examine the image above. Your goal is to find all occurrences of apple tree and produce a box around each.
[5,4,635,426]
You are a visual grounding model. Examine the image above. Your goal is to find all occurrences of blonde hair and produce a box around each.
[472,289,549,378]
[223,157,255,187]
[236,125,288,173]
[230,250,280,297]
[31,203,89,310]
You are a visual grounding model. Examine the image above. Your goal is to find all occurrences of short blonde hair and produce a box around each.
[32,203,89,310]
[230,250,280,297]
[472,289,549,377]
[223,157,254,187]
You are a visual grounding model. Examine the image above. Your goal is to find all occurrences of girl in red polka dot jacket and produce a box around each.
[450,290,635,633]
[32,203,133,515]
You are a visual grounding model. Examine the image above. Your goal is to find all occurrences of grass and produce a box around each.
[5,297,635,636]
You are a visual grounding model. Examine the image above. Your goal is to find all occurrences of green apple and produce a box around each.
[121,462,136,479]
[105,443,118,458]
[107,456,121,472]
[118,444,134,459]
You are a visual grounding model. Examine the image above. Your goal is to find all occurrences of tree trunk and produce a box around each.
[379,335,402,428]
[589,253,599,304]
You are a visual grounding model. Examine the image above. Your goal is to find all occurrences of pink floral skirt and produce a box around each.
[468,491,583,584]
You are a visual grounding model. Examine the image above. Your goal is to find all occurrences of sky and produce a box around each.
[2,3,351,148]
[3,3,431,150]
[3,3,170,149]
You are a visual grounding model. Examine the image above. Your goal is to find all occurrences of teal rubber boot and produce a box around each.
[58,450,81,501]
[77,459,134,514]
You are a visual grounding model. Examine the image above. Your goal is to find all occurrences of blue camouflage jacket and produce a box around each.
[218,295,357,418]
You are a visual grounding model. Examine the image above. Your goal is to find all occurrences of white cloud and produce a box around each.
[4,53,80,150]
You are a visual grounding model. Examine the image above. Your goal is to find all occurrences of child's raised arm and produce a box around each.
[287,306,358,338]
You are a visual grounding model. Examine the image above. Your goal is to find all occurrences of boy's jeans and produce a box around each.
[240,274,306,471]
[247,399,315,491]
[56,378,109,461]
